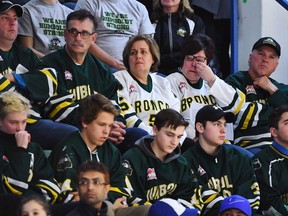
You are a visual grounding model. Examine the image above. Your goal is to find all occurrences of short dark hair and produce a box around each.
[18,194,51,216]
[77,161,110,184]
[79,94,119,125]
[181,34,215,64]
[66,9,98,32]
[122,35,160,72]
[269,105,288,129]
[154,109,188,131]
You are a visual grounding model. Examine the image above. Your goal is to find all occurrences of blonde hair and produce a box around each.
[152,0,194,21]
[0,91,31,119]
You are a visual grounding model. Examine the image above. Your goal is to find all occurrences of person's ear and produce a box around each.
[152,125,158,135]
[195,122,204,134]
[270,127,278,138]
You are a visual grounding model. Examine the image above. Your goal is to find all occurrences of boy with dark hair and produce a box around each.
[182,105,260,216]
[252,105,288,215]
[122,109,202,213]
[49,94,129,203]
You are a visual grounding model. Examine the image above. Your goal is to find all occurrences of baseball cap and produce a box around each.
[148,198,198,216]
[0,0,23,17]
[195,105,234,124]
[252,37,281,57]
[220,195,252,216]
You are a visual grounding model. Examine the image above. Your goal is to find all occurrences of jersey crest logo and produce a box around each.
[176,27,187,37]
[179,82,187,91]
[57,154,73,171]
[252,158,262,170]
[2,155,9,163]
[245,85,256,95]
[147,168,157,181]
[122,160,133,176]
[129,85,137,95]
[197,165,206,176]
[64,70,73,81]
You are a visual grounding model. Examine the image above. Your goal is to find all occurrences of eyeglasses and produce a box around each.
[78,179,108,187]
[67,28,95,39]
[185,55,207,63]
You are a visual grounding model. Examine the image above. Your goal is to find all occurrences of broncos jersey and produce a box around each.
[114,70,180,134]
[167,72,245,139]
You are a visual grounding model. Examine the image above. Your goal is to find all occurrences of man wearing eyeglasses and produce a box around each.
[42,9,148,153]
[166,34,245,149]
[66,161,150,216]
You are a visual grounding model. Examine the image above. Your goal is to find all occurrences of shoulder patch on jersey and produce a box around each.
[245,85,256,95]
[64,70,73,81]
[129,84,137,95]
[179,81,187,91]
[197,165,206,176]
[57,154,73,171]
[252,158,262,170]
[122,160,133,176]
[2,155,9,163]
[147,168,157,181]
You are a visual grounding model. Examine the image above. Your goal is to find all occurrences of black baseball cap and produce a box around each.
[195,105,235,124]
[0,0,23,17]
[252,37,281,57]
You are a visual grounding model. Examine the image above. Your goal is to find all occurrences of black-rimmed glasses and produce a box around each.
[78,179,108,187]
[185,55,207,63]
[67,28,95,39]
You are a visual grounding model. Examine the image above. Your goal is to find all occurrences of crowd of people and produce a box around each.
[1,0,288,215]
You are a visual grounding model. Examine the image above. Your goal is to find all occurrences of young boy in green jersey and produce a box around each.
[49,93,129,203]
[122,109,202,213]
[252,105,288,215]
[182,105,260,216]
[0,91,60,204]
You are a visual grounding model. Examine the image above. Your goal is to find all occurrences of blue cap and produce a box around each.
[220,195,251,216]
[148,198,198,216]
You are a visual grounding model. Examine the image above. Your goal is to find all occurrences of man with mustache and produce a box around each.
[42,9,148,153]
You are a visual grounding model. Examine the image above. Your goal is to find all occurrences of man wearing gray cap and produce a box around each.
[225,37,288,154]
[0,0,78,149]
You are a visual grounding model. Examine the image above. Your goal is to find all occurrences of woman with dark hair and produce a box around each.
[114,35,180,135]
[166,34,245,142]
[152,0,205,75]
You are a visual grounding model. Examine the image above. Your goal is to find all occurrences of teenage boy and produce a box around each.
[49,94,128,203]
[66,161,150,216]
[122,109,202,213]
[182,105,260,216]
[0,91,60,204]
[252,105,288,215]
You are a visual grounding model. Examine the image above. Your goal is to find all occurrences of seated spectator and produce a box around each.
[0,91,60,204]
[49,94,130,203]
[0,0,78,150]
[219,195,252,216]
[182,105,260,215]
[152,0,205,75]
[225,37,288,153]
[18,194,51,216]
[122,109,202,213]
[18,0,73,58]
[114,35,180,137]
[42,10,147,153]
[66,161,151,216]
[166,34,245,141]
[252,105,288,215]
[74,0,154,63]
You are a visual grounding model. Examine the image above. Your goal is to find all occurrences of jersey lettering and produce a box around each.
[146,183,177,201]
[180,96,216,112]
[68,85,91,101]
[134,100,169,113]
[207,175,233,194]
